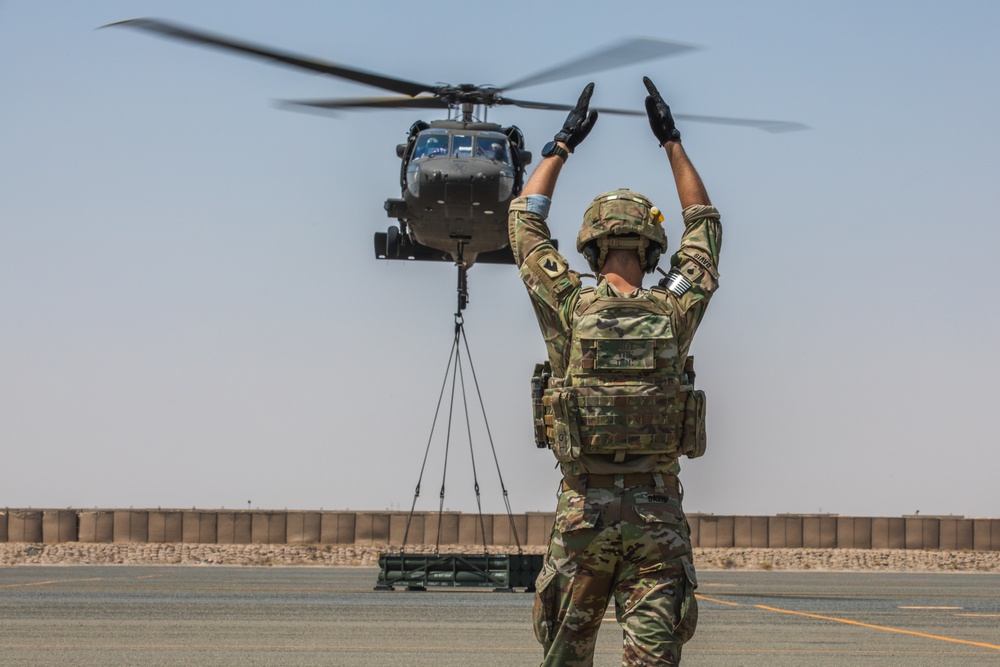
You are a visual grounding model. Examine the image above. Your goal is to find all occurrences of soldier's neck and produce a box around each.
[600,254,644,293]
[601,272,643,293]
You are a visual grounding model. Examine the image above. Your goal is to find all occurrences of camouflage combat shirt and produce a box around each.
[508,194,722,477]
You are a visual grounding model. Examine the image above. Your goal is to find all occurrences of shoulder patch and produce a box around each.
[537,251,567,279]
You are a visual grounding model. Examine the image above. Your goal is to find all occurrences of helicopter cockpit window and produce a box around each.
[413,133,449,159]
[475,136,510,164]
[451,134,473,157]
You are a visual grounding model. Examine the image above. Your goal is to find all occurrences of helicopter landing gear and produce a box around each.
[386,225,401,257]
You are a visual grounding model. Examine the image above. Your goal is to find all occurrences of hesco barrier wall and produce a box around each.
[1,510,998,550]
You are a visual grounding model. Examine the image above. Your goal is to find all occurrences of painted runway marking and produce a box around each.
[696,593,742,607]
[899,605,963,610]
[693,594,1000,652]
[955,613,1000,618]
[0,577,102,589]
[755,604,1000,652]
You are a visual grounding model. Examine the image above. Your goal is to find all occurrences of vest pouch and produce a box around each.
[531,362,552,449]
[680,389,707,459]
[545,387,581,462]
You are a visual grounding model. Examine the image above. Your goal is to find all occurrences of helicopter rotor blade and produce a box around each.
[103,18,436,98]
[278,95,451,111]
[504,97,807,132]
[673,113,809,133]
[501,97,644,116]
[501,37,700,92]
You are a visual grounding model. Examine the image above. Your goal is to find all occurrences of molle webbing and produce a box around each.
[576,389,687,453]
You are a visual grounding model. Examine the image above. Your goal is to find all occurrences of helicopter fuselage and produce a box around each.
[380,120,531,265]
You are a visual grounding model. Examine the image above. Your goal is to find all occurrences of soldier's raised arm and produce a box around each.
[508,83,598,269]
[521,82,598,198]
[643,76,711,209]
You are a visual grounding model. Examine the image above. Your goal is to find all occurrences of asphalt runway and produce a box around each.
[2,566,999,666]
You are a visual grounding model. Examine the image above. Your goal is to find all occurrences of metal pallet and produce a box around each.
[375,552,543,592]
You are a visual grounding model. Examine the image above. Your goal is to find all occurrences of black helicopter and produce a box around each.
[107,19,805,268]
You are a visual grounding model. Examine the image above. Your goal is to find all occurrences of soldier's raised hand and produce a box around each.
[554,83,598,151]
[643,76,681,145]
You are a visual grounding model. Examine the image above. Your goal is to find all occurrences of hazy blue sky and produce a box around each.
[3,1,999,518]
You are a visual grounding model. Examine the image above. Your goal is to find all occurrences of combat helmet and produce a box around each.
[576,189,667,273]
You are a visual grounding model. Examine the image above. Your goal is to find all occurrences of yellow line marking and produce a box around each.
[695,594,742,607]
[899,606,963,610]
[0,577,102,589]
[955,613,1000,618]
[755,604,1000,652]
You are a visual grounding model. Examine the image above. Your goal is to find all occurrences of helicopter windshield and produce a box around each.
[475,134,510,164]
[451,135,473,158]
[412,131,449,159]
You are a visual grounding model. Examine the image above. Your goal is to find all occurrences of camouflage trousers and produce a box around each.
[533,476,698,666]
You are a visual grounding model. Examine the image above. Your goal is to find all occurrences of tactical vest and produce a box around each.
[532,286,707,462]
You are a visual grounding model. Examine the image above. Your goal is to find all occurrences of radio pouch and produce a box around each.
[545,387,581,462]
[531,362,551,449]
[680,389,707,459]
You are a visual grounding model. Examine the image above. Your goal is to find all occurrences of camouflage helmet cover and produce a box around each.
[576,189,667,271]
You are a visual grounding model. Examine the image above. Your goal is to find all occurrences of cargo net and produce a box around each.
[400,259,523,556]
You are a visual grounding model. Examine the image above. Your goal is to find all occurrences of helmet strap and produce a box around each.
[598,236,649,270]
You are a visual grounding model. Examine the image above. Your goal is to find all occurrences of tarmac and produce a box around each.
[2,566,999,666]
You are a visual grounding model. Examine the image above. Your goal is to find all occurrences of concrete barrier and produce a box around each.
[906,517,940,550]
[286,512,321,544]
[217,512,252,544]
[148,511,184,543]
[973,519,1000,551]
[43,510,78,543]
[697,515,734,548]
[423,513,461,546]
[458,513,492,547]
[78,511,115,543]
[872,517,906,549]
[181,512,218,544]
[252,512,287,544]
[527,513,554,547]
[491,513,528,547]
[3,509,1000,550]
[768,516,803,548]
[113,511,149,543]
[803,516,837,548]
[9,511,43,543]
[320,512,356,545]
[355,512,390,545]
[389,513,423,546]
[734,516,769,548]
[939,518,973,550]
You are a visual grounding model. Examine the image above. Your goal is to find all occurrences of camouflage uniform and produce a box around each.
[508,194,721,666]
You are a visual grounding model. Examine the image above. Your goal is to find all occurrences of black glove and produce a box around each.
[554,83,598,151]
[643,76,681,145]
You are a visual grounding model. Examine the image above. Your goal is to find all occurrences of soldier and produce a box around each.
[508,78,721,666]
